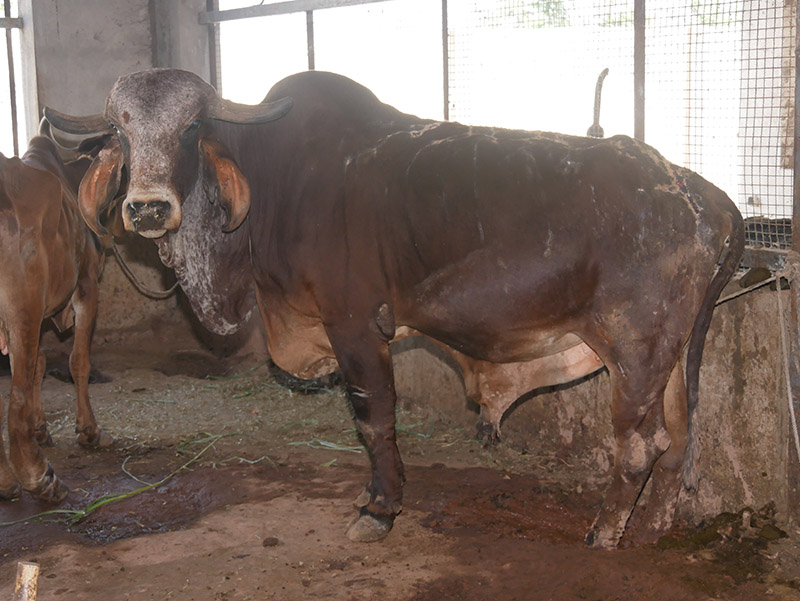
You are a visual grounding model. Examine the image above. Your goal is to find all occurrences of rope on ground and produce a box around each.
[112,243,178,300]
[775,259,800,464]
[715,275,777,306]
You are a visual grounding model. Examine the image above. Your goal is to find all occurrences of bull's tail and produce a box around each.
[682,213,745,491]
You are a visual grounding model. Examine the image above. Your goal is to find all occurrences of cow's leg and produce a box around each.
[585,366,672,549]
[70,277,111,448]
[31,350,53,447]
[0,388,20,499]
[327,326,403,543]
[7,325,67,502]
[625,361,688,544]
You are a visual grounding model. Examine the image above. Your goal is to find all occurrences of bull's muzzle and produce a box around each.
[127,201,172,237]
[122,190,182,238]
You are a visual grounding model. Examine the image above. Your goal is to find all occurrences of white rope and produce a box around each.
[774,270,800,463]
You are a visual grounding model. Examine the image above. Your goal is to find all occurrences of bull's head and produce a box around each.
[44,69,293,239]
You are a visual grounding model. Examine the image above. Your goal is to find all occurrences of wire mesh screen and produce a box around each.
[447,1,636,136]
[645,0,794,249]
[447,0,795,249]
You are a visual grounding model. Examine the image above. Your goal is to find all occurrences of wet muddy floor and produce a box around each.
[0,324,798,600]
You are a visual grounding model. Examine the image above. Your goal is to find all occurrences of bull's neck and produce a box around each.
[155,178,255,336]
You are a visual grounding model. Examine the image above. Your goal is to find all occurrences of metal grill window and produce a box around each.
[210,0,796,249]
[0,0,24,156]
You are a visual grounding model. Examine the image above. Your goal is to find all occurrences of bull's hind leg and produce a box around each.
[625,361,688,544]
[71,273,111,448]
[585,364,673,549]
[326,325,404,543]
[7,325,68,502]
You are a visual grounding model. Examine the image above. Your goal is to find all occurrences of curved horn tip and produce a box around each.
[210,95,294,124]
[43,107,111,135]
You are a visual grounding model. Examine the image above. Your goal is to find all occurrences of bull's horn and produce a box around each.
[209,96,293,124]
[43,107,111,135]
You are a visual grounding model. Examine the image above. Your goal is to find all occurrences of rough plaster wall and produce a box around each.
[392,287,789,525]
[31,0,152,114]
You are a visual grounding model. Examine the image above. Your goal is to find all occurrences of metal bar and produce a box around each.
[788,0,800,523]
[200,0,393,24]
[306,10,315,70]
[5,0,18,156]
[207,0,220,89]
[633,0,645,141]
[441,0,448,121]
[0,17,21,28]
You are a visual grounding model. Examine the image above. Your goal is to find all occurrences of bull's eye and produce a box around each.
[181,119,201,142]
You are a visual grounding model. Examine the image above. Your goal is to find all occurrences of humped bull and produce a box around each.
[45,69,744,548]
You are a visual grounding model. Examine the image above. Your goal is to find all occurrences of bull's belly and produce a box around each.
[395,325,587,364]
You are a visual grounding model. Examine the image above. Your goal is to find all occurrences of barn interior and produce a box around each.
[0,1,799,599]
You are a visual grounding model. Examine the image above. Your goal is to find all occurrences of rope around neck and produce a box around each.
[112,243,179,300]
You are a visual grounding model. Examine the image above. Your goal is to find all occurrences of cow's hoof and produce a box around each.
[353,486,371,509]
[28,465,68,503]
[346,510,394,542]
[77,427,113,449]
[34,425,54,447]
[0,483,21,501]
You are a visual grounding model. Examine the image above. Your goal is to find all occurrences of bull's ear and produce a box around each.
[78,137,123,240]
[199,138,250,233]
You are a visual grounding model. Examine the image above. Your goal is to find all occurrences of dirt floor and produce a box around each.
[0,320,799,600]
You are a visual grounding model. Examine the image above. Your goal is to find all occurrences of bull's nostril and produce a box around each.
[127,200,172,230]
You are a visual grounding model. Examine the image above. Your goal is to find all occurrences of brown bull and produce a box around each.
[46,69,744,548]
[0,136,110,502]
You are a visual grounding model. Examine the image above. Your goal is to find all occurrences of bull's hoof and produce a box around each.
[353,486,371,509]
[28,465,69,503]
[77,427,113,449]
[475,419,500,447]
[0,483,21,501]
[346,509,394,542]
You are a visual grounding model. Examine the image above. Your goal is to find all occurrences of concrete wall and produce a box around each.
[393,285,792,525]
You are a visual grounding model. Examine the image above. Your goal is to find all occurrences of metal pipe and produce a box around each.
[4,0,18,155]
[634,0,645,141]
[442,0,449,121]
[306,10,315,70]
[200,0,392,24]
[788,0,800,524]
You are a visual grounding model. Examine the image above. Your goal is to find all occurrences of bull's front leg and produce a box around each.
[326,324,404,543]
